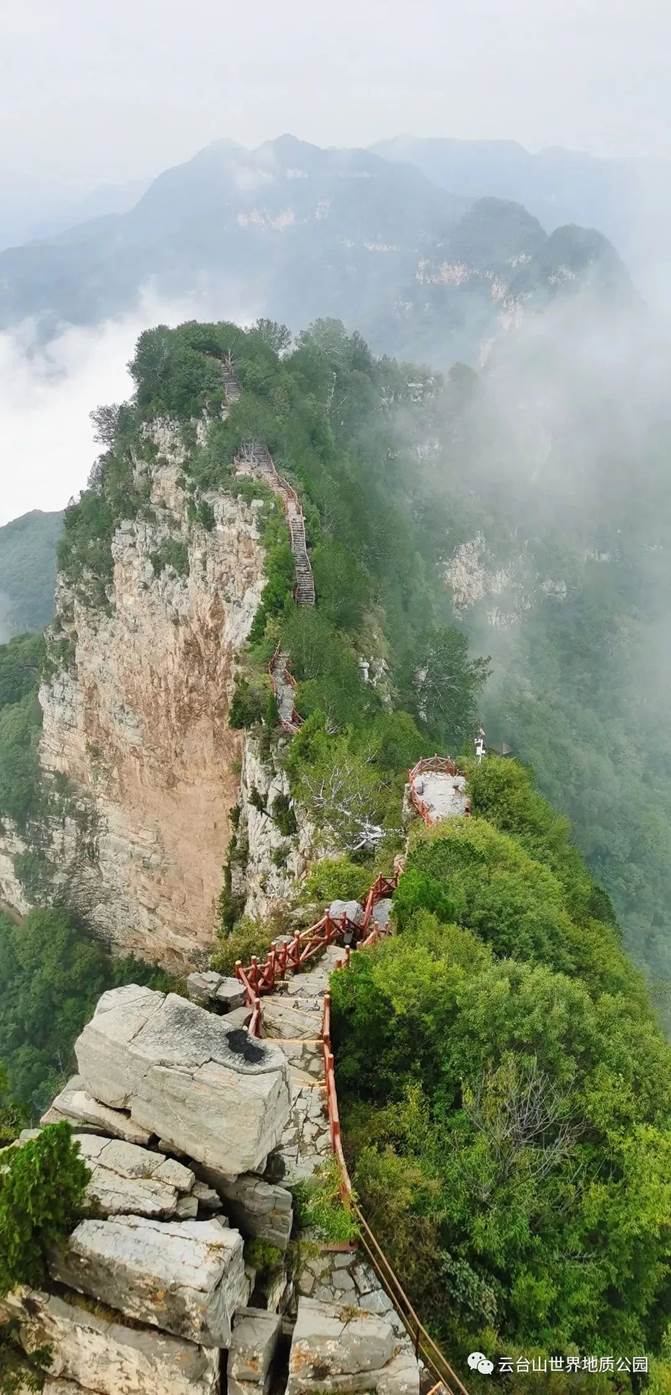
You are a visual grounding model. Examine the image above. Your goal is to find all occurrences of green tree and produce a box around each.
[0,1123,90,1294]
[403,625,490,750]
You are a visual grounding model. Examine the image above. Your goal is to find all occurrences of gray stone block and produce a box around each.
[50,1215,247,1348]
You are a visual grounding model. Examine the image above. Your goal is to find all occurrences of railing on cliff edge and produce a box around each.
[233,439,316,608]
[407,755,471,825]
[223,354,469,1391]
[235,829,470,1394]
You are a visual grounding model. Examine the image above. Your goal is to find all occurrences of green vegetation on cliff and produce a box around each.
[0,510,62,640]
[333,757,671,1386]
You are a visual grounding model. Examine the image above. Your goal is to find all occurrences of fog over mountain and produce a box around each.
[374,136,671,305]
[0,135,630,365]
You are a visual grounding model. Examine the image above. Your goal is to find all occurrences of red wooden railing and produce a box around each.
[234,834,469,1393]
[407,755,470,824]
[235,872,397,1030]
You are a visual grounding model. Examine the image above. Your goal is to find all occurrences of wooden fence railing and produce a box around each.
[234,824,470,1395]
[407,755,470,825]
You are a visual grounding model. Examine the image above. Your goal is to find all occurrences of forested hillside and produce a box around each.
[0,509,62,639]
[2,318,671,1388]
[333,757,671,1389]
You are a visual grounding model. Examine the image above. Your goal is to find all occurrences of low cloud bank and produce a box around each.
[0,286,255,527]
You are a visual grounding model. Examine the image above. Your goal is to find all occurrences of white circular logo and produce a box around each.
[468,1352,494,1375]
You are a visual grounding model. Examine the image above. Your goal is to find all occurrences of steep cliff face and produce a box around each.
[0,819,30,917]
[233,732,316,922]
[38,428,267,969]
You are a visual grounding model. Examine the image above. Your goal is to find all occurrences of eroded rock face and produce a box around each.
[228,1307,282,1395]
[0,1287,220,1395]
[0,818,31,917]
[234,732,316,922]
[75,986,291,1176]
[200,1168,293,1250]
[37,444,267,970]
[50,1215,246,1348]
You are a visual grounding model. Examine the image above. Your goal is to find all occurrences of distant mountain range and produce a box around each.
[0,511,63,640]
[373,136,671,291]
[0,135,632,367]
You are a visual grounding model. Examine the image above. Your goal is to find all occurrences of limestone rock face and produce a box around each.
[228,1307,282,1395]
[36,441,267,970]
[0,819,31,917]
[75,986,291,1176]
[201,1168,293,1250]
[0,1287,220,1395]
[41,1076,151,1144]
[287,1299,419,1395]
[50,1215,247,1348]
[233,731,317,922]
[75,1133,196,1218]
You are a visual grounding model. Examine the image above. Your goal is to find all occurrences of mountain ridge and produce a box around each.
[0,135,631,367]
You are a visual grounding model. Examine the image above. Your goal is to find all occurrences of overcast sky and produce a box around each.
[1,0,670,193]
[1,0,670,527]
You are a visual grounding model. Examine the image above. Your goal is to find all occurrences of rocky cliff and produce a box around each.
[2,972,421,1395]
[35,427,267,970]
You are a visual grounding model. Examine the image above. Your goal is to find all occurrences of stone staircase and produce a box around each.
[234,438,315,610]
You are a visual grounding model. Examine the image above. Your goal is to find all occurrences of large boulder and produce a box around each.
[75,986,290,1176]
[50,1215,247,1347]
[42,1075,152,1145]
[287,1298,419,1395]
[0,1287,219,1394]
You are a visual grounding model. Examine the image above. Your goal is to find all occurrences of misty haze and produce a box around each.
[1,3,671,1392]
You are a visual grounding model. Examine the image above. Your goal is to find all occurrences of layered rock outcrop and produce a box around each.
[36,434,267,969]
[232,731,315,922]
[0,1288,220,1395]
[51,1215,247,1347]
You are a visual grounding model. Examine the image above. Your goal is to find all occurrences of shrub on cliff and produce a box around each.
[0,1122,90,1295]
[332,763,671,1370]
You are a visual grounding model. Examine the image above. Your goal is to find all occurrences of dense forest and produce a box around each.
[1,319,670,1389]
[333,756,671,1390]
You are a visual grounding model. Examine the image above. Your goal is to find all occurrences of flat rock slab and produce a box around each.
[411,771,469,821]
[328,901,364,926]
[50,1214,247,1348]
[42,1076,152,1145]
[75,986,290,1177]
[75,1134,196,1219]
[287,1297,412,1395]
[0,1287,219,1395]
